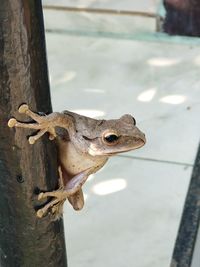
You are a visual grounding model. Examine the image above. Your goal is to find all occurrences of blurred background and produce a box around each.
[42,1,200,266]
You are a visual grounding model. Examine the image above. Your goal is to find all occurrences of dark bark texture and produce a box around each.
[0,1,67,266]
[163,0,200,36]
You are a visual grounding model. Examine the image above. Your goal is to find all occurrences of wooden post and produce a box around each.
[0,1,67,266]
[163,0,200,36]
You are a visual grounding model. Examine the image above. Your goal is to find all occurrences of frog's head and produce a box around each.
[79,114,146,157]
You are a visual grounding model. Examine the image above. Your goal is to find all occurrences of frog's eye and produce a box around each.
[132,116,136,125]
[103,132,119,145]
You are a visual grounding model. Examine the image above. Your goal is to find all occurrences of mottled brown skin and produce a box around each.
[8,104,146,218]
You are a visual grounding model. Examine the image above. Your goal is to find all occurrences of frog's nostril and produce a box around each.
[134,134,146,145]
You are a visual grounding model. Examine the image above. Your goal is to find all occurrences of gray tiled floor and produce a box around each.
[43,1,200,267]
[64,158,191,267]
[46,33,200,165]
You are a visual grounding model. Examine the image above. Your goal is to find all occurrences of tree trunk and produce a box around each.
[163,0,200,36]
[0,1,67,266]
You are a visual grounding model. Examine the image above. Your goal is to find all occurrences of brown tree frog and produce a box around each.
[8,104,146,218]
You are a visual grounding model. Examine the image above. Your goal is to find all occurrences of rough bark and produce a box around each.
[0,1,67,266]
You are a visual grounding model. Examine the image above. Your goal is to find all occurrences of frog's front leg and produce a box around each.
[8,104,74,144]
[8,104,79,218]
[37,167,91,218]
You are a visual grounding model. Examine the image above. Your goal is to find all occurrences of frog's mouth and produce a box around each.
[104,140,146,156]
[88,137,145,157]
[116,136,146,152]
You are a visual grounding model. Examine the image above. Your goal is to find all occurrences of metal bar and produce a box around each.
[43,4,157,18]
[0,1,67,266]
[170,143,200,267]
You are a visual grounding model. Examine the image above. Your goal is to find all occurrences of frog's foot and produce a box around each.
[36,168,91,218]
[37,191,66,218]
[8,104,57,144]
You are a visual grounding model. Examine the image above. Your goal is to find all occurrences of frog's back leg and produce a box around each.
[68,189,84,210]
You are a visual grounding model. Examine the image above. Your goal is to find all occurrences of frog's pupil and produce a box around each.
[104,134,118,143]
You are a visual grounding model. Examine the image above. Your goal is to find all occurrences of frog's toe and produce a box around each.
[36,209,45,218]
[36,198,64,219]
[18,104,29,113]
[36,198,59,217]
[49,133,56,140]
[38,192,45,200]
[8,118,17,128]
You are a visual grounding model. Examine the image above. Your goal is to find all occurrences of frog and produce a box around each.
[8,104,146,219]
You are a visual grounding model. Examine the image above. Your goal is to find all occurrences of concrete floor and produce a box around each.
[43,1,200,267]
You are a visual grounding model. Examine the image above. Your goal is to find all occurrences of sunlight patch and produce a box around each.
[160,95,186,104]
[92,178,127,196]
[84,88,105,94]
[137,88,156,102]
[194,56,200,66]
[71,109,105,118]
[55,71,76,85]
[147,57,179,67]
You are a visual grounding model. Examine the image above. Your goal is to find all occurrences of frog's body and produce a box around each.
[57,111,109,177]
[58,138,108,177]
[58,135,108,210]
[8,105,146,218]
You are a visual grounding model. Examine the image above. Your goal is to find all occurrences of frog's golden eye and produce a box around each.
[103,132,119,145]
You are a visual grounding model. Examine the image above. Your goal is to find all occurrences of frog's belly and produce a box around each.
[58,139,103,176]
